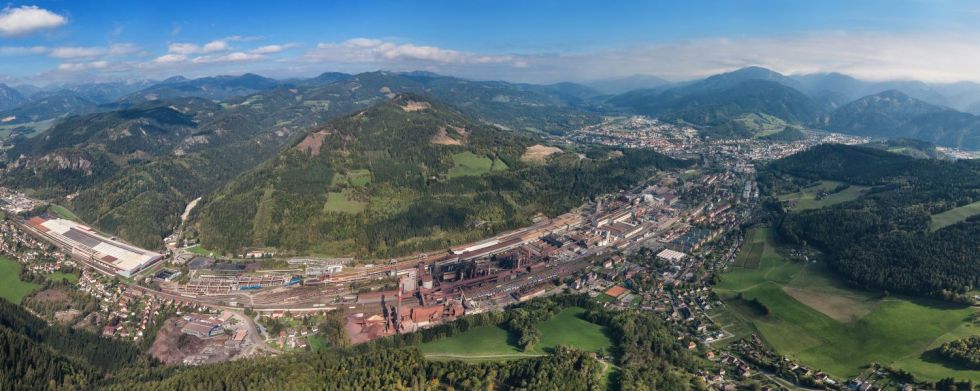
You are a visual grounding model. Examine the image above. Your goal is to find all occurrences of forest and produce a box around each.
[761,144,980,300]
[0,293,706,390]
[196,95,690,257]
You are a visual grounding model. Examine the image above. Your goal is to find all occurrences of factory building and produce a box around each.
[23,217,163,277]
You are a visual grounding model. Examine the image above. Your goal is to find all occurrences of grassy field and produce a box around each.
[716,227,980,382]
[48,204,81,221]
[777,180,869,212]
[734,113,787,137]
[420,307,613,361]
[0,256,40,304]
[448,152,499,178]
[322,190,367,214]
[930,200,980,231]
[46,271,79,283]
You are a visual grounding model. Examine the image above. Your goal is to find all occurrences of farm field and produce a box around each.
[420,307,613,361]
[930,200,980,231]
[776,180,869,212]
[716,227,980,382]
[0,256,41,304]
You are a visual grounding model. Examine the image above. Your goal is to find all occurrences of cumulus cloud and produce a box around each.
[307,38,520,65]
[250,44,297,54]
[49,46,106,59]
[192,51,265,64]
[167,39,230,55]
[57,60,110,71]
[152,53,187,64]
[0,5,67,37]
[0,46,48,55]
[108,43,140,56]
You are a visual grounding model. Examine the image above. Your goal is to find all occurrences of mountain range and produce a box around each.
[5,66,980,250]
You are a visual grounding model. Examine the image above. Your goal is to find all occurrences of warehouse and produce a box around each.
[24,217,164,277]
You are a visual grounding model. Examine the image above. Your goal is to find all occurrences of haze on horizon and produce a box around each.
[2,0,980,86]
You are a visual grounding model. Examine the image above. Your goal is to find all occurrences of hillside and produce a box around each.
[0,72,607,249]
[0,298,150,389]
[0,92,100,125]
[762,144,980,300]
[0,84,27,111]
[827,90,942,137]
[195,94,685,256]
[609,77,820,136]
[828,90,980,149]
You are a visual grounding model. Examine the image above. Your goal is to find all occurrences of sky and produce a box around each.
[2,0,980,86]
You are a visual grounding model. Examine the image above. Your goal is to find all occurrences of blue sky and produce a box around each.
[2,0,980,85]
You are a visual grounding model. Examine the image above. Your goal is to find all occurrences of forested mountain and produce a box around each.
[583,74,671,94]
[893,110,980,150]
[0,83,27,111]
[608,77,820,137]
[827,90,980,149]
[605,67,980,147]
[762,144,980,300]
[861,138,948,159]
[0,71,606,249]
[827,90,941,137]
[195,94,686,256]
[44,80,157,104]
[0,92,100,125]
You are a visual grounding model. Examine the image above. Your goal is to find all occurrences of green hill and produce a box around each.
[196,94,686,256]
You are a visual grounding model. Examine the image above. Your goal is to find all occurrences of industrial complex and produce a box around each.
[22,216,164,277]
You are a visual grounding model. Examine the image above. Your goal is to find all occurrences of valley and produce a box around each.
[0,56,979,391]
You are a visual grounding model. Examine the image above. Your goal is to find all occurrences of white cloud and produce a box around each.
[167,39,230,55]
[201,40,229,53]
[0,46,48,55]
[57,60,109,71]
[250,44,296,54]
[108,43,140,56]
[152,53,187,63]
[307,38,519,65]
[50,46,106,59]
[192,51,264,63]
[0,5,67,37]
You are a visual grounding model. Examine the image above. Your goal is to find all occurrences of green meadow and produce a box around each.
[0,257,40,304]
[447,152,507,178]
[930,200,980,231]
[421,307,613,362]
[716,227,980,382]
[777,180,869,212]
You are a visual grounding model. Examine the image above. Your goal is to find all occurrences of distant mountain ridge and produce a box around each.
[0,83,27,111]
